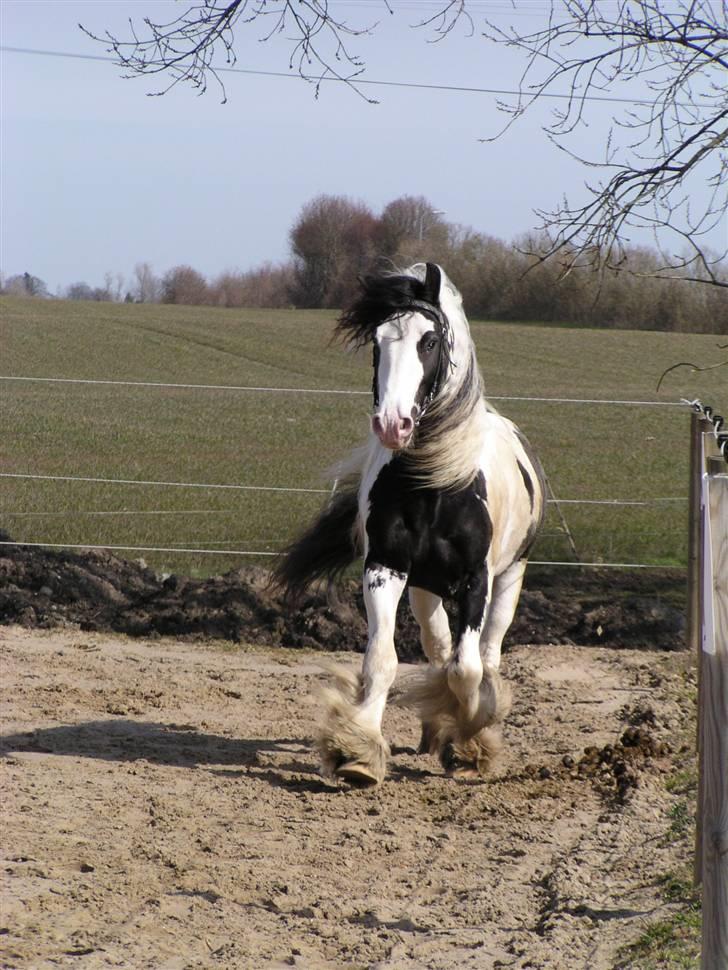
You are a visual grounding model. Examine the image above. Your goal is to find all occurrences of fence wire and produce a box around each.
[0,374,702,571]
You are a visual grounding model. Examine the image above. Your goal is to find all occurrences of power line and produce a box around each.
[1,45,670,107]
[549,497,686,505]
[527,559,685,569]
[0,509,237,517]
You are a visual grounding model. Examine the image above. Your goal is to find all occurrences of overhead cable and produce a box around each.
[1,45,678,107]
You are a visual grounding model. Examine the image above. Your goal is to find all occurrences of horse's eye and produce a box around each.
[425,337,438,353]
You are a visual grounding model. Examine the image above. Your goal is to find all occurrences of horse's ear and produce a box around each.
[423,263,441,305]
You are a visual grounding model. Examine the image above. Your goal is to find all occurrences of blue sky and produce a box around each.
[2,0,723,294]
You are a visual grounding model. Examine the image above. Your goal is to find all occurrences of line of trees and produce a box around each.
[3,194,726,332]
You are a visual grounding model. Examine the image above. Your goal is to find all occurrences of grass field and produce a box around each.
[2,296,726,577]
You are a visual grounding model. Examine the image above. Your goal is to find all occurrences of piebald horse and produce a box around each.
[274,263,545,785]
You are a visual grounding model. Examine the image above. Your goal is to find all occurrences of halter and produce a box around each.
[416,302,453,425]
[371,301,454,425]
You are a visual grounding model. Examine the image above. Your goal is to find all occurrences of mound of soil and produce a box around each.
[0,533,687,654]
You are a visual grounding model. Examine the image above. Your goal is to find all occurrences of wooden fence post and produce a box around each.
[691,414,710,885]
[688,414,708,654]
[700,460,728,970]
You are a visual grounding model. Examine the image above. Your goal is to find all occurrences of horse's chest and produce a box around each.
[364,460,491,596]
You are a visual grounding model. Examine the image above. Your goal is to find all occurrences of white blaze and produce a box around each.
[373,313,432,448]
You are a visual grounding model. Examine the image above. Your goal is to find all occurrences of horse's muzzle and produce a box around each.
[372,413,415,450]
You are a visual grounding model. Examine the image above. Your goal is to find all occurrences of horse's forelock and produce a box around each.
[336,268,442,348]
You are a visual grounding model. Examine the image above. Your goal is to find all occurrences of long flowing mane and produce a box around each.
[338,264,486,491]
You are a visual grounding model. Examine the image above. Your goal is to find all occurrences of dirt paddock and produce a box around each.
[1,626,696,970]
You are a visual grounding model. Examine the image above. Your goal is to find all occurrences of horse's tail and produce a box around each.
[270,487,362,602]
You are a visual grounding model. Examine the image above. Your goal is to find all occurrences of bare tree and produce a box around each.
[377,196,448,257]
[211,263,294,307]
[85,1,726,286]
[482,0,728,288]
[114,272,126,302]
[133,262,161,303]
[289,194,378,307]
[161,264,211,304]
[3,272,49,298]
[66,281,97,301]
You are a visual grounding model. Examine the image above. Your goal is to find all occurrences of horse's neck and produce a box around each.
[404,358,487,491]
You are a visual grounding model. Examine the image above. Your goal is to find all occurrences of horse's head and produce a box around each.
[338,263,464,451]
[370,295,446,450]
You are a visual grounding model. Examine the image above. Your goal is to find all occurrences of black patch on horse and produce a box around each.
[516,430,548,514]
[472,470,487,503]
[517,460,534,511]
[422,262,441,304]
[408,355,480,457]
[365,456,491,628]
[415,330,442,407]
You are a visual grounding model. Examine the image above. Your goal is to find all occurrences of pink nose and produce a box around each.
[372,414,414,448]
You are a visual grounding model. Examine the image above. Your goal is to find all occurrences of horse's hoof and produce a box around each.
[335,760,382,786]
[439,728,503,779]
[450,763,483,781]
[440,748,483,780]
[439,740,456,771]
[317,718,388,785]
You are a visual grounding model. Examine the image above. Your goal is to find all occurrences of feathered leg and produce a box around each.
[317,565,406,785]
[408,586,452,754]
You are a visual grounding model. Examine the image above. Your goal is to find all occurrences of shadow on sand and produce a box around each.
[1,719,340,793]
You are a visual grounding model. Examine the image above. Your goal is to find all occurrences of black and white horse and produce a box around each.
[274,262,545,785]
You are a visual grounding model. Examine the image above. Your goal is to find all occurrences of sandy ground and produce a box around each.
[0,626,697,970]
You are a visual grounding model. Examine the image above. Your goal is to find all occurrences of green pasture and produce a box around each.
[1,296,726,577]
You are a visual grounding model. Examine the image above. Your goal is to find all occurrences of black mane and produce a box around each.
[336,265,443,348]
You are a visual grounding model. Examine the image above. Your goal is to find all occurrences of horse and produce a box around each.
[273,262,545,785]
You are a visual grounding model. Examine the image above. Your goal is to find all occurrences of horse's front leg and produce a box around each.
[317,565,406,786]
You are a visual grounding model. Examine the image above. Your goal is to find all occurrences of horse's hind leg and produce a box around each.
[480,558,527,669]
[408,587,452,754]
[318,565,406,786]
[402,570,510,777]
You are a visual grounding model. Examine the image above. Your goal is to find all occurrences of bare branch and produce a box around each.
[82,1,727,287]
[481,0,728,286]
[80,1,387,103]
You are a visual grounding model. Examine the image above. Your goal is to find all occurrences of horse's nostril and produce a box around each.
[372,415,384,434]
[400,416,414,434]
